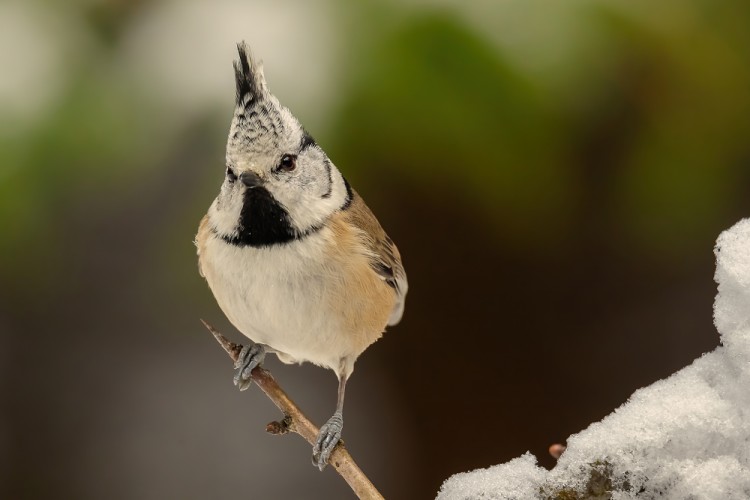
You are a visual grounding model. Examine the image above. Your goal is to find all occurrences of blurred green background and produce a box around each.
[2,0,749,498]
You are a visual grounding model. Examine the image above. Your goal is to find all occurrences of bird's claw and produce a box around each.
[312,412,343,470]
[233,344,266,391]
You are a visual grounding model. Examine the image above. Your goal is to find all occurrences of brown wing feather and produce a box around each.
[344,190,408,325]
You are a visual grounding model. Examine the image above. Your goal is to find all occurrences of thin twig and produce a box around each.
[201,320,384,500]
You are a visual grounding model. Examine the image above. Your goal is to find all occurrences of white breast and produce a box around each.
[201,229,351,371]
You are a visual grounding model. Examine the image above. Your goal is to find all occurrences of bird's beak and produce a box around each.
[240,171,264,188]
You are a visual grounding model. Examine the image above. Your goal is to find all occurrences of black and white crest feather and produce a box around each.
[227,43,294,156]
[233,43,265,107]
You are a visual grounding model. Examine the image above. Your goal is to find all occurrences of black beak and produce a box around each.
[240,171,263,188]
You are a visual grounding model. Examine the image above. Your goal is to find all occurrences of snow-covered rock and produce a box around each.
[438,219,750,499]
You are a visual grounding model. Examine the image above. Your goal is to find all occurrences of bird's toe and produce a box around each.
[233,343,266,391]
[312,412,343,470]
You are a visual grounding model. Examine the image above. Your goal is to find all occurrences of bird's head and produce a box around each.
[209,42,351,247]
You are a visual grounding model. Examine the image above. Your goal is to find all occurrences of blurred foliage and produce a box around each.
[330,1,750,254]
[333,10,570,242]
[2,0,750,280]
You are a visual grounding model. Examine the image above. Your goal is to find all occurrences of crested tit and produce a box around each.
[196,43,408,469]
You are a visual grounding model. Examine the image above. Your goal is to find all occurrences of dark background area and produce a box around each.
[2,0,749,498]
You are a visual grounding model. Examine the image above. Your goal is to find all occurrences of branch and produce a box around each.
[201,320,384,500]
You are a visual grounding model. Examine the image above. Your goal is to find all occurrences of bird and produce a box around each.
[195,42,408,470]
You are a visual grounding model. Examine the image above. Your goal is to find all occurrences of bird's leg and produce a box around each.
[233,343,266,391]
[313,373,348,470]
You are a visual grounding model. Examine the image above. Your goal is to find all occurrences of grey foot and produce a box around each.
[312,412,343,470]
[233,344,266,391]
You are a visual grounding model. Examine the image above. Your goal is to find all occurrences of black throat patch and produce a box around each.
[222,187,316,247]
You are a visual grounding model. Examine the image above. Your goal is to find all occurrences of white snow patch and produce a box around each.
[438,219,750,499]
[440,453,546,500]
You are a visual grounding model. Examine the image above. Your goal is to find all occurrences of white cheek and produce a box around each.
[208,184,243,236]
[280,165,349,232]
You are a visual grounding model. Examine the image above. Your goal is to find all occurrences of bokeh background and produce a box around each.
[3,0,750,498]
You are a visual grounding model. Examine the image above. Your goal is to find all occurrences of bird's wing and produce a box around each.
[345,190,408,326]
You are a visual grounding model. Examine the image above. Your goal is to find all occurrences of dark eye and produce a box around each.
[278,154,297,172]
[226,167,237,183]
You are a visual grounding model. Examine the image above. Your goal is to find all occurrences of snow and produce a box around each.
[439,454,546,500]
[437,219,750,499]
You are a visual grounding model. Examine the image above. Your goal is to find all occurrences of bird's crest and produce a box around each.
[233,42,269,107]
[227,42,303,158]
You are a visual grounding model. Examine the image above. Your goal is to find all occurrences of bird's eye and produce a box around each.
[278,154,297,172]
[226,167,237,183]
